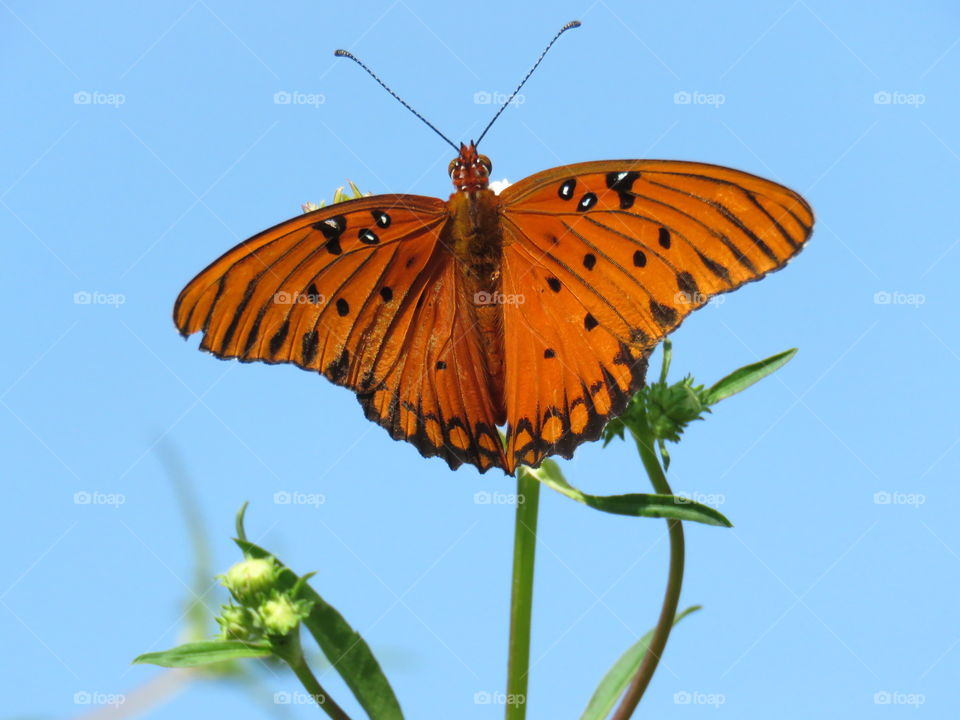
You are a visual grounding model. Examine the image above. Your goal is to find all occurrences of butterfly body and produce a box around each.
[175,142,813,475]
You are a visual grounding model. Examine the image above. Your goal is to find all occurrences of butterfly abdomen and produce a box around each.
[445,190,507,418]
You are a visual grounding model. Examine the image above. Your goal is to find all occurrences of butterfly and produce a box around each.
[173,22,814,475]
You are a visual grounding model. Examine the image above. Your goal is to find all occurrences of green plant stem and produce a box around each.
[610,431,686,720]
[276,633,353,720]
[505,468,542,720]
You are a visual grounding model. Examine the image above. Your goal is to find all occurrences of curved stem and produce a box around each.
[275,632,353,720]
[610,431,686,720]
[505,467,541,719]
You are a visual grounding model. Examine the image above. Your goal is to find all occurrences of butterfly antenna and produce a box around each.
[475,20,581,146]
[335,49,459,151]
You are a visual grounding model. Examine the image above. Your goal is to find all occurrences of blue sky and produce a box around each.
[2,1,959,718]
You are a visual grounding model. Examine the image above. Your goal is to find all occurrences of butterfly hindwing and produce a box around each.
[498,159,813,470]
[500,237,650,471]
[174,195,508,472]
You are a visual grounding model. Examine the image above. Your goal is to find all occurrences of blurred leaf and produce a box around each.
[704,348,797,405]
[580,605,702,720]
[157,443,215,644]
[529,461,731,527]
[236,538,405,720]
[235,501,249,544]
[134,641,271,668]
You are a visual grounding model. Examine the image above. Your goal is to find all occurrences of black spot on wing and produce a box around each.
[658,227,671,249]
[269,319,290,356]
[605,171,640,210]
[325,348,350,383]
[302,330,319,364]
[649,300,677,327]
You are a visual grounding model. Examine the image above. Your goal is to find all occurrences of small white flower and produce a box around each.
[489,178,512,195]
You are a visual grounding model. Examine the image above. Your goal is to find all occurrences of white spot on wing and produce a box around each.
[489,178,512,195]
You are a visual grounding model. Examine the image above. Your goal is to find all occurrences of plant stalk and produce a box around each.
[505,467,542,719]
[610,431,686,720]
[276,631,353,720]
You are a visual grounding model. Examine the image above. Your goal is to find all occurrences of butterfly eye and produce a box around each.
[448,159,461,176]
[478,155,492,174]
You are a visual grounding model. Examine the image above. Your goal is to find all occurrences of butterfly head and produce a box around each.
[449,142,492,192]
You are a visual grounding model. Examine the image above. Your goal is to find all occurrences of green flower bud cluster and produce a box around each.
[644,376,710,443]
[216,557,312,641]
[302,180,368,213]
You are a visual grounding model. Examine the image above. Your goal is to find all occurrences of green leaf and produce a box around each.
[580,605,702,720]
[530,461,731,527]
[235,501,249,544]
[133,640,272,668]
[236,538,404,720]
[704,348,797,405]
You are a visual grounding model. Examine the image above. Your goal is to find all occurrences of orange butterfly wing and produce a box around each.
[174,195,508,472]
[498,160,813,471]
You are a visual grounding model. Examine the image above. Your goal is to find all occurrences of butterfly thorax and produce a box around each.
[444,188,506,419]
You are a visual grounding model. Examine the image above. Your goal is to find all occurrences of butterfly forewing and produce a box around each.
[498,159,813,470]
[175,195,507,472]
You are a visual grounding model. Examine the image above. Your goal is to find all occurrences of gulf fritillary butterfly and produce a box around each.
[174,22,813,475]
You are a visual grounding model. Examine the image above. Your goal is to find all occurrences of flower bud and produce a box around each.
[216,604,263,641]
[220,557,278,605]
[646,378,709,442]
[260,594,311,636]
